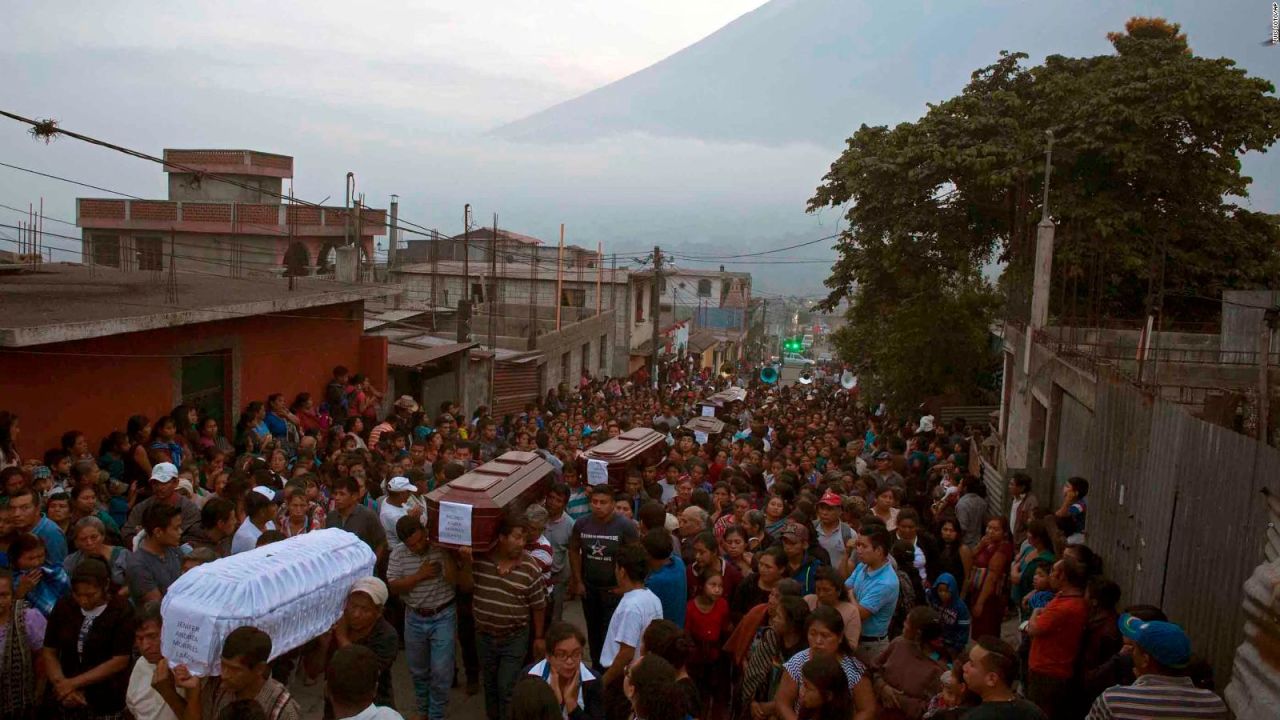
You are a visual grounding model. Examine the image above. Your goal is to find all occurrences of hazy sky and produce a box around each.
[2,0,1275,293]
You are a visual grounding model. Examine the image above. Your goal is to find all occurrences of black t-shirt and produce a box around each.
[963,699,1048,720]
[47,597,136,713]
[571,513,638,589]
[357,618,400,708]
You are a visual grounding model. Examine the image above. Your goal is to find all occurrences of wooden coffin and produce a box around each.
[683,415,727,448]
[426,451,554,551]
[577,427,668,489]
[699,387,748,418]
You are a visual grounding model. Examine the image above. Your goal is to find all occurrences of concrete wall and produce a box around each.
[82,230,376,277]
[536,311,615,390]
[0,302,377,458]
[167,173,283,204]
[393,271,634,377]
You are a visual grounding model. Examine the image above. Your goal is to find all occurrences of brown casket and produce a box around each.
[683,415,726,446]
[699,387,748,418]
[426,451,554,551]
[576,427,668,490]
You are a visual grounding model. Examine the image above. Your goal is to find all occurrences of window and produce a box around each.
[560,351,570,385]
[561,288,586,307]
[581,342,590,377]
[599,334,609,369]
[471,282,496,303]
[136,236,163,271]
[697,279,713,297]
[635,286,645,322]
[91,234,120,268]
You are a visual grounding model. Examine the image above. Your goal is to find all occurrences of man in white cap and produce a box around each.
[379,476,417,553]
[318,577,400,712]
[122,462,201,548]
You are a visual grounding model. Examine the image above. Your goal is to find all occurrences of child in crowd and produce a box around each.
[927,572,971,660]
[684,566,731,716]
[563,465,590,521]
[1022,565,1055,615]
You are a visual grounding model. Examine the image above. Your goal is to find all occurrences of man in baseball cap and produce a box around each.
[122,462,200,548]
[779,521,821,594]
[379,476,417,552]
[1087,614,1227,718]
[333,577,399,708]
[814,490,855,574]
[870,451,904,493]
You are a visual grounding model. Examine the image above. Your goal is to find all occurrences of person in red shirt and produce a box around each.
[684,565,731,717]
[1025,557,1089,719]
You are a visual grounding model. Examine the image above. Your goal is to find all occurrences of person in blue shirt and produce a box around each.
[844,527,899,661]
[642,528,686,628]
[8,487,68,566]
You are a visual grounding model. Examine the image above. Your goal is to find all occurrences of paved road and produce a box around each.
[291,599,588,719]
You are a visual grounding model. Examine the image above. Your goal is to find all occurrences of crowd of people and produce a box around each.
[0,356,1232,720]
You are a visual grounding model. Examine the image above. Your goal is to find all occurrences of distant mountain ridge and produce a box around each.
[494,0,1280,155]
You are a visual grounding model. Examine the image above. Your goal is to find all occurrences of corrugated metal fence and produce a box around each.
[1051,372,1280,693]
[1224,489,1280,716]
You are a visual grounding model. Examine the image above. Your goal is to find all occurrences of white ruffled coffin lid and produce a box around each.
[160,528,377,676]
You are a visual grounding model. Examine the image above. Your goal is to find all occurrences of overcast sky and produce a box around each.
[2,0,1275,293]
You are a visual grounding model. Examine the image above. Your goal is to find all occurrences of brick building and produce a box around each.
[76,149,386,278]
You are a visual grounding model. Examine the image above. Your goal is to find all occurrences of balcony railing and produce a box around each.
[77,198,386,236]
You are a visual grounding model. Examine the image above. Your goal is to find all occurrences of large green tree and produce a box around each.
[811,18,1280,406]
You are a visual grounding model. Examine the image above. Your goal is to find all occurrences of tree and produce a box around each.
[810,18,1280,406]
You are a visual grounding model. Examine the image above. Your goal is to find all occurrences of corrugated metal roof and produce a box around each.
[386,341,476,369]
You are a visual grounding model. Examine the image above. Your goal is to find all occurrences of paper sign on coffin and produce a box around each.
[426,450,555,552]
[160,528,376,676]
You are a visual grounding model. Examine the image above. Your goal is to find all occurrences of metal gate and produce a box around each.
[493,359,542,418]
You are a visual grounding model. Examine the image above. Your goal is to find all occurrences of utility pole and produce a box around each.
[650,245,662,390]
[387,194,399,270]
[459,204,472,342]
[596,241,603,317]
[555,225,565,331]
[761,297,768,363]
[1025,129,1056,378]
[489,213,498,410]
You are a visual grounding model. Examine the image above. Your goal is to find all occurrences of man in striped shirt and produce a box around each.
[1086,615,1227,719]
[458,511,547,720]
[386,515,458,720]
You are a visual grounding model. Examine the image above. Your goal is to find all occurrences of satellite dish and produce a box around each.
[760,366,779,385]
[798,369,814,385]
[840,370,857,390]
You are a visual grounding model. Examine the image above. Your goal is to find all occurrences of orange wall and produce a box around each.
[0,302,385,461]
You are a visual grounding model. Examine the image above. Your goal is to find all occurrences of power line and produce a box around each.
[0,160,145,199]
[665,232,842,260]
[0,201,79,226]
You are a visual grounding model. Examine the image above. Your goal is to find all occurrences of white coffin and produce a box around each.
[160,528,377,676]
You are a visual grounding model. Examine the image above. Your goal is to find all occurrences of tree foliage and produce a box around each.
[809,18,1280,405]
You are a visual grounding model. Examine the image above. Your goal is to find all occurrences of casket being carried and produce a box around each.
[160,528,376,676]
[699,387,747,419]
[683,415,726,447]
[577,427,668,490]
[426,451,554,552]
